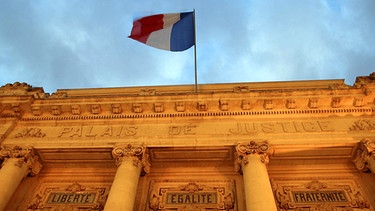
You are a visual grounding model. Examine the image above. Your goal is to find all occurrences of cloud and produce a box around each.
[0,0,374,93]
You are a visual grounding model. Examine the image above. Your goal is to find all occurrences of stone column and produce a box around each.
[235,141,277,211]
[0,145,42,211]
[353,139,375,173]
[104,144,150,211]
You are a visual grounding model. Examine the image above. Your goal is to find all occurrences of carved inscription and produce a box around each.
[350,119,375,131]
[11,120,348,140]
[292,191,347,203]
[58,126,137,138]
[148,181,236,210]
[169,125,196,135]
[47,192,96,204]
[272,178,371,210]
[27,182,110,210]
[229,121,333,134]
[166,193,217,204]
[15,128,46,138]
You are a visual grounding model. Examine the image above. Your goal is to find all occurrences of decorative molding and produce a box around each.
[154,103,164,113]
[353,139,375,172]
[331,97,341,108]
[0,82,32,95]
[219,100,228,111]
[233,85,249,92]
[349,120,375,131]
[354,72,375,88]
[91,104,101,115]
[234,141,270,174]
[286,99,296,109]
[263,99,273,110]
[308,98,318,108]
[112,144,150,175]
[271,177,371,210]
[139,88,156,96]
[304,180,328,190]
[51,105,61,116]
[18,107,375,121]
[133,103,143,113]
[329,82,350,90]
[364,88,372,96]
[15,128,46,138]
[32,106,43,116]
[66,182,86,192]
[148,180,236,210]
[111,103,122,114]
[241,100,251,110]
[175,102,185,112]
[1,76,375,120]
[12,103,22,115]
[353,97,364,107]
[197,101,208,111]
[1,82,373,120]
[27,181,110,210]
[370,72,375,80]
[49,92,68,98]
[0,145,42,176]
[71,105,81,115]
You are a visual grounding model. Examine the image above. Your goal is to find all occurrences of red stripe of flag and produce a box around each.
[129,14,164,44]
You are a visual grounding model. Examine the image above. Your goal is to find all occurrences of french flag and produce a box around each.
[129,12,195,52]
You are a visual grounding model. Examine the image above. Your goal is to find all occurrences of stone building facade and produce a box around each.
[0,73,375,211]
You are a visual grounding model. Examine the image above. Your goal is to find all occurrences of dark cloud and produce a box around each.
[0,0,374,93]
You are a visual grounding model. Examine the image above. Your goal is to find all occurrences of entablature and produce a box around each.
[8,143,361,175]
[0,73,374,121]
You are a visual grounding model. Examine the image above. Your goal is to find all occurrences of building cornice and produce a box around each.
[15,107,374,121]
[0,73,374,120]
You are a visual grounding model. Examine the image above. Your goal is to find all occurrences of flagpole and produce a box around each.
[193,9,198,93]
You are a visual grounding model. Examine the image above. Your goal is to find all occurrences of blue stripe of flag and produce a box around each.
[170,12,195,52]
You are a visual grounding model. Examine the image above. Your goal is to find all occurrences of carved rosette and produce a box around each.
[112,144,150,175]
[353,139,375,172]
[0,145,43,176]
[234,141,270,174]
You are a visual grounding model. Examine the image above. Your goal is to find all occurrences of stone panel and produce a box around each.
[271,177,371,210]
[26,180,111,211]
[146,180,237,211]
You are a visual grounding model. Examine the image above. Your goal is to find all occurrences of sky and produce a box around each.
[1,0,374,94]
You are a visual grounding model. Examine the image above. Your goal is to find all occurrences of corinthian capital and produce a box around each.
[353,139,375,172]
[0,145,43,176]
[112,144,150,175]
[234,141,270,174]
